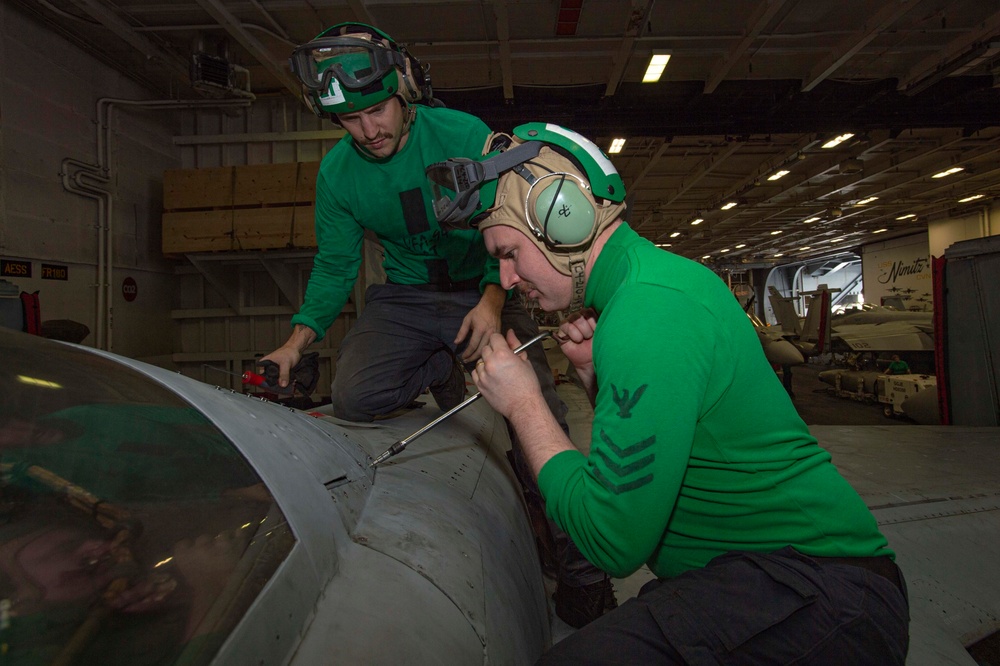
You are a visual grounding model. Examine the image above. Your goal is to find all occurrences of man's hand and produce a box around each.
[259,324,315,388]
[557,309,598,399]
[472,330,542,418]
[455,284,505,363]
[474,330,574,476]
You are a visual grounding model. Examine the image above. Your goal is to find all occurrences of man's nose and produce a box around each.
[499,262,519,290]
[360,115,379,138]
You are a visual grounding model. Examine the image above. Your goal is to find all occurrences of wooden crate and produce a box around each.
[163,162,321,254]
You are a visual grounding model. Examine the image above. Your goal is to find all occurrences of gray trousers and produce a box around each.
[330,282,606,586]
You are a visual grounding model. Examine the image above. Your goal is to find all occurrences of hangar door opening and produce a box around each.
[763,253,862,326]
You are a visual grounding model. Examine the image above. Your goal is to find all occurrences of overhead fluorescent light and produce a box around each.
[609,138,626,154]
[735,243,746,249]
[702,255,711,259]
[642,53,671,83]
[773,253,784,257]
[896,213,916,220]
[799,246,812,251]
[821,133,854,149]
[802,216,820,223]
[770,230,783,235]
[767,170,790,181]
[958,194,984,202]
[690,218,704,225]
[932,166,964,179]
[856,196,879,205]
[720,248,730,253]
[872,228,888,234]
[655,243,672,247]
[669,231,681,238]
[720,202,737,210]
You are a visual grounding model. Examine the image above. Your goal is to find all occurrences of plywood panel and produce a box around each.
[163,210,233,253]
[233,162,318,206]
[164,167,233,210]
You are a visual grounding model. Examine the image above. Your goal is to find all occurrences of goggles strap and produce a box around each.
[480,141,544,180]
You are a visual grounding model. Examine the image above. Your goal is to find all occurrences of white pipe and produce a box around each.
[93,98,250,350]
[61,159,109,348]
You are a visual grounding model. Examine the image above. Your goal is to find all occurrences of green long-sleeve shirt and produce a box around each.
[292,106,498,340]
[538,224,891,579]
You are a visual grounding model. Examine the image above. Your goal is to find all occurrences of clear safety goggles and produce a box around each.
[289,36,407,93]
[426,141,543,228]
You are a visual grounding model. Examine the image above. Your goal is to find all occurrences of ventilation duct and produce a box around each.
[190,53,255,99]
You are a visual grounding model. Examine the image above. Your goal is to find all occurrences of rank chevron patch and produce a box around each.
[611,383,648,418]
[593,430,656,495]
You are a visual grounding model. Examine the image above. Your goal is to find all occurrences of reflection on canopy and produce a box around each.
[0,329,294,665]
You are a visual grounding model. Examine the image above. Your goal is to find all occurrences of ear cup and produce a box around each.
[530,173,596,246]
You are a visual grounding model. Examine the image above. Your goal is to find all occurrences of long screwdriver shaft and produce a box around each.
[370,331,552,467]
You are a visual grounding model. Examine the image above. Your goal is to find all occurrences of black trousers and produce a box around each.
[537,547,910,666]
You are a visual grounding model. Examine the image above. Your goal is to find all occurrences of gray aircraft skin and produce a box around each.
[816,426,1000,665]
[5,326,998,666]
[0,327,549,665]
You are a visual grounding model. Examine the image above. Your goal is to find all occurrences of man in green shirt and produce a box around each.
[886,354,912,375]
[429,123,909,663]
[266,25,616,626]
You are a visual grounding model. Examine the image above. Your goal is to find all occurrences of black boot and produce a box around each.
[553,575,618,628]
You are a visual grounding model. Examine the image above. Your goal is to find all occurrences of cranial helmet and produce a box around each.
[289,23,432,118]
[425,123,627,312]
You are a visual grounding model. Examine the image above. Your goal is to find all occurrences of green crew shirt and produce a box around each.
[292,106,498,340]
[887,360,910,374]
[538,224,892,579]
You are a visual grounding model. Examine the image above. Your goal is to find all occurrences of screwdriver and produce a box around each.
[370,331,553,468]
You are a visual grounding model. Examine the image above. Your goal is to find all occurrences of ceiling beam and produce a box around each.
[66,0,190,81]
[493,0,514,101]
[627,138,672,191]
[604,0,654,97]
[801,0,915,92]
[194,0,303,100]
[896,8,1000,93]
[346,0,377,26]
[704,0,792,94]
[660,141,745,209]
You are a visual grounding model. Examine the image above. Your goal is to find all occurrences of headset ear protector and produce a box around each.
[519,165,598,249]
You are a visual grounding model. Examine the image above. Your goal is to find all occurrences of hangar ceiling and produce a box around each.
[12,0,1000,267]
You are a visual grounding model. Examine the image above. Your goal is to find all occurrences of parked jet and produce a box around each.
[768,285,934,354]
[0,328,550,665]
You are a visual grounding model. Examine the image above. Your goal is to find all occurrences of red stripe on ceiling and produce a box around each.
[556,0,583,36]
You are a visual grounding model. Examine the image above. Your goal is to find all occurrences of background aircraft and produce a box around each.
[768,285,935,355]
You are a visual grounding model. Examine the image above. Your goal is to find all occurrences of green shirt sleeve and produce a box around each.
[290,155,364,340]
[539,285,713,577]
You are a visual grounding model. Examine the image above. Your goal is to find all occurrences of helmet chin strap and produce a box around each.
[567,255,587,313]
[402,100,416,134]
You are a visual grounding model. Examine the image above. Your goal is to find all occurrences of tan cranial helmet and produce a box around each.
[478,143,625,275]
[424,122,627,312]
[475,125,626,311]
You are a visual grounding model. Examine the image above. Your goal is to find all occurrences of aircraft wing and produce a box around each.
[832,322,935,352]
[813,426,1000,666]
